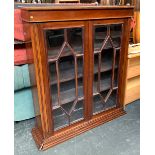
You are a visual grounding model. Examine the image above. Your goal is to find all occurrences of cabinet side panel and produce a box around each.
[29,64,42,130]
[23,22,42,132]
[118,18,131,107]
[30,24,53,137]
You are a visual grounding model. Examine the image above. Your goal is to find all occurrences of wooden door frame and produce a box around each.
[88,17,131,110]
[31,21,92,136]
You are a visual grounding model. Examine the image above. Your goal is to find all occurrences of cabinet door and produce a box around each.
[37,22,88,131]
[91,21,124,115]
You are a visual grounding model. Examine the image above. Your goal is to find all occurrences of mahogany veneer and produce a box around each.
[21,5,134,150]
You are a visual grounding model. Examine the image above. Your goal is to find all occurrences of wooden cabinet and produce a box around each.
[124,45,140,104]
[21,6,134,150]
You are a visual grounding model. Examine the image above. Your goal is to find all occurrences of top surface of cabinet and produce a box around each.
[21,5,134,10]
[21,6,134,22]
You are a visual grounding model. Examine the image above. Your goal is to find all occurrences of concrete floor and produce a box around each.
[14,100,140,155]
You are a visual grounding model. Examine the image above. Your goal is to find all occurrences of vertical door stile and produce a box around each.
[84,21,94,120]
[89,21,94,119]
[83,21,89,120]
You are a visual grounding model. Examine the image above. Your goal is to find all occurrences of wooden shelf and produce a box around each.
[48,45,83,61]
[53,89,117,130]
[47,30,121,42]
[95,31,122,40]
[76,30,121,40]
[51,75,117,109]
[50,59,117,85]
[94,38,121,52]
[49,48,119,109]
[48,39,120,61]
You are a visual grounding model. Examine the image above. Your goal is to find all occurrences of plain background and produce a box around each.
[0,0,155,154]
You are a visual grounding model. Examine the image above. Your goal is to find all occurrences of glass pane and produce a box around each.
[44,27,84,130]
[93,90,117,114]
[93,24,122,115]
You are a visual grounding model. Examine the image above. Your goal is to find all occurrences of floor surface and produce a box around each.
[14,100,140,155]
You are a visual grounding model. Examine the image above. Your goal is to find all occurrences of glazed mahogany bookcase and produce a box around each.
[21,5,134,150]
